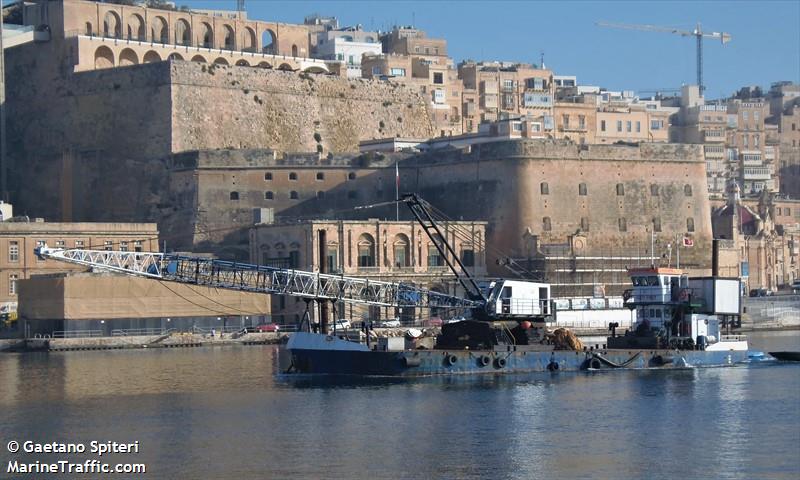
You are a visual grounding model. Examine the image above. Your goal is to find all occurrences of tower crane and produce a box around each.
[596,21,731,94]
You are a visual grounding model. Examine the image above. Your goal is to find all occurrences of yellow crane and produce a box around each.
[596,21,731,94]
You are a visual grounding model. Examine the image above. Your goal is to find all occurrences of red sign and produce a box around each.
[683,237,694,247]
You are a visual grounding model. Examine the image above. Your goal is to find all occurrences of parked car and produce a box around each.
[445,316,466,324]
[792,280,800,294]
[749,288,773,297]
[255,323,280,332]
[379,319,402,328]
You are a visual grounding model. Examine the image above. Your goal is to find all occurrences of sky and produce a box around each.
[183,0,799,99]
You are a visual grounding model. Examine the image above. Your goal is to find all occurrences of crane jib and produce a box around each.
[34,246,480,310]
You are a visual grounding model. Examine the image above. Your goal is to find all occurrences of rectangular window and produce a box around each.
[120,241,129,252]
[104,241,113,251]
[134,241,143,252]
[55,240,66,248]
[288,251,300,269]
[461,249,475,267]
[578,115,585,129]
[75,240,85,249]
[433,72,443,84]
[616,120,622,132]
[636,121,641,133]
[9,274,18,296]
[390,68,406,76]
[626,121,632,132]
[427,246,442,267]
[600,120,606,132]
[325,246,339,271]
[562,114,569,129]
[8,241,19,262]
[503,79,513,89]
[618,218,627,232]
[372,66,381,75]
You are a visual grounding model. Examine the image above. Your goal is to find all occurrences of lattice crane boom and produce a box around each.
[35,246,481,310]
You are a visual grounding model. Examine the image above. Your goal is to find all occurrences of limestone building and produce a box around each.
[249,219,487,324]
[0,219,159,311]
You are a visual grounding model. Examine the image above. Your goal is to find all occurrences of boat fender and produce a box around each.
[589,358,601,370]
[547,361,559,371]
[495,357,507,369]
[445,354,458,366]
[402,356,421,367]
[479,355,491,367]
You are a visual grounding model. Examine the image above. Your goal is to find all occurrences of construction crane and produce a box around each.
[596,21,731,94]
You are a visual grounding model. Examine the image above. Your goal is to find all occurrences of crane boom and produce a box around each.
[34,246,481,310]
[596,20,731,94]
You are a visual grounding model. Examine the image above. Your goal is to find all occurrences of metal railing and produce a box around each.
[112,328,175,337]
[51,330,104,339]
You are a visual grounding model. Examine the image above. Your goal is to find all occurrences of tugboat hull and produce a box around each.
[285,333,750,376]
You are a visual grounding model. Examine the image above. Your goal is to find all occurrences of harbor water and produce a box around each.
[0,331,798,479]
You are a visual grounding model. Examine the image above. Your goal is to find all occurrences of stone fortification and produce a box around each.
[170,61,435,154]
[5,46,434,221]
[161,140,712,285]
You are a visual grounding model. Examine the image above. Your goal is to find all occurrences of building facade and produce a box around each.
[249,220,487,324]
[0,220,159,311]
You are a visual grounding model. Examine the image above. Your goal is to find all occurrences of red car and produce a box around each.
[255,324,280,332]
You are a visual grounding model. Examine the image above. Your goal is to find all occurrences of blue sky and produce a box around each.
[185,0,799,99]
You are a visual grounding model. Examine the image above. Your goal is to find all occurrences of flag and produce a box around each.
[395,162,400,198]
[683,237,694,247]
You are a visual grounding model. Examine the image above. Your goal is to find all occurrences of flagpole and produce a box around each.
[677,234,681,269]
[395,162,399,221]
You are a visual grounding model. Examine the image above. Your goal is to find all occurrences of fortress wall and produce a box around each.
[169,61,435,154]
[405,141,712,271]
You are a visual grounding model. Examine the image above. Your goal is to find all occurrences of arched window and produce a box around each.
[128,14,145,41]
[223,25,235,50]
[684,184,693,196]
[200,22,213,48]
[289,172,298,180]
[103,11,121,39]
[542,217,552,231]
[262,30,276,54]
[243,27,256,52]
[265,191,273,200]
[290,191,299,200]
[264,172,272,181]
[357,234,375,267]
[616,183,625,196]
[540,182,549,195]
[152,16,168,44]
[85,22,93,36]
[291,44,299,57]
[393,234,410,268]
[618,218,627,232]
[176,19,191,46]
[230,192,239,200]
[687,218,695,232]
[653,217,662,232]
[578,183,587,196]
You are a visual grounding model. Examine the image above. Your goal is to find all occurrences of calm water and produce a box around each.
[0,331,798,479]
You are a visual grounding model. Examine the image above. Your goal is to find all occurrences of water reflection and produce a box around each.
[0,334,797,479]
